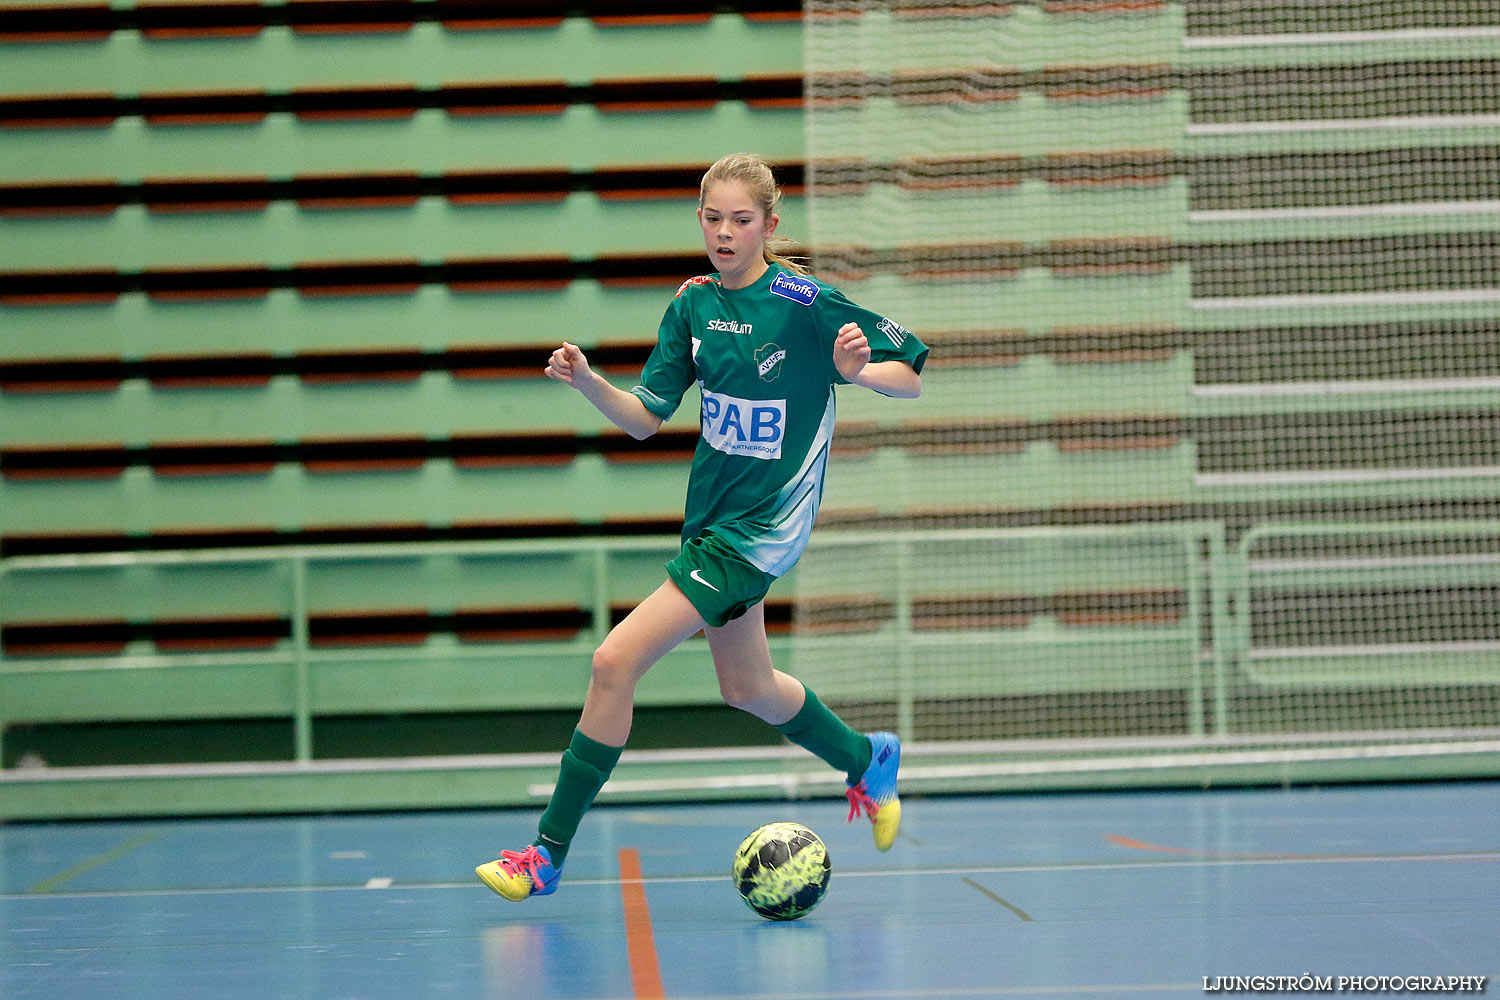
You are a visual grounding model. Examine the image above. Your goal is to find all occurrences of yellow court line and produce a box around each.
[26,831,162,894]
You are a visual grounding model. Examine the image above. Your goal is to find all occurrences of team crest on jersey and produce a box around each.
[755,343,786,382]
[769,272,819,306]
[876,317,911,347]
[675,274,720,299]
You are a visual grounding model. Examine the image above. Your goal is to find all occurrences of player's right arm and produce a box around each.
[546,342,664,440]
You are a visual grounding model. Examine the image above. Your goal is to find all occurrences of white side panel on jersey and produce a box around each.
[739,387,837,577]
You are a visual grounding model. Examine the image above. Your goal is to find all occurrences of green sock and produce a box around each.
[775,685,873,785]
[535,728,623,869]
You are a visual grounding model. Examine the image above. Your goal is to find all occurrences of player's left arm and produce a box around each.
[833,322,922,398]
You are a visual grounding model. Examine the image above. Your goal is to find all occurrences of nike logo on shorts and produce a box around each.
[689,569,720,592]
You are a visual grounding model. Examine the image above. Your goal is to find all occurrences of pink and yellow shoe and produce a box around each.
[846,731,901,852]
[475,844,560,901]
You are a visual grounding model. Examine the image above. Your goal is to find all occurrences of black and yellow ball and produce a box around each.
[731,822,831,920]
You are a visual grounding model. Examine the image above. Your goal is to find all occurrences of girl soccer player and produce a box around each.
[476,153,928,901]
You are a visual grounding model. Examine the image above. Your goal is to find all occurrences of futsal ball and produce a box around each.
[731,822,831,920]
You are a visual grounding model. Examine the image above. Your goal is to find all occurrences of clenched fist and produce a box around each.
[832,322,871,382]
[545,342,595,388]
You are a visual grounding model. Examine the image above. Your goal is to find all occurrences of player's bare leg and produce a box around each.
[477,581,705,901]
[579,580,707,746]
[710,604,901,850]
[705,602,805,726]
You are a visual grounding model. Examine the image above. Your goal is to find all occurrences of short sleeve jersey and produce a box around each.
[631,264,929,578]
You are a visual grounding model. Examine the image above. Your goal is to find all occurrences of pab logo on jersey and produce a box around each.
[755,343,786,382]
[769,272,819,306]
[700,389,785,460]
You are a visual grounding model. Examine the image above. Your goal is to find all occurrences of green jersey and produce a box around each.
[631,264,929,577]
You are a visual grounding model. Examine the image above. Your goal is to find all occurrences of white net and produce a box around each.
[793,0,1500,773]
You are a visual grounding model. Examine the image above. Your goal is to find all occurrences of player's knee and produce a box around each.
[590,642,635,692]
[717,674,771,715]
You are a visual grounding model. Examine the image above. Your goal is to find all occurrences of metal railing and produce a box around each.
[793,522,1232,738]
[1,524,1234,764]
[1230,519,1500,686]
[0,535,685,764]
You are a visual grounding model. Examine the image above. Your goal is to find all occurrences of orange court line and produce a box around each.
[1108,833,1362,862]
[618,848,665,1000]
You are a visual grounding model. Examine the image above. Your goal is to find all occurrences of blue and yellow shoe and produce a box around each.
[846,731,901,851]
[475,844,560,901]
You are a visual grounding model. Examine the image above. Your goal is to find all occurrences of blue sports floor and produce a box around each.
[2,782,1497,999]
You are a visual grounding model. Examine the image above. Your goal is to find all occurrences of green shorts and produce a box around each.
[665,531,777,628]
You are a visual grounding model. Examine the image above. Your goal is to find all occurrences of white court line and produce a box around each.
[7,850,1499,903]
[9,733,1488,785]
[581,740,1500,799]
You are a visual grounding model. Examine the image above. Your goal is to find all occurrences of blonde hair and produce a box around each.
[699,154,810,277]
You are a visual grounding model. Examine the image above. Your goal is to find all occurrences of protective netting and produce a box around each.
[793,0,1500,769]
